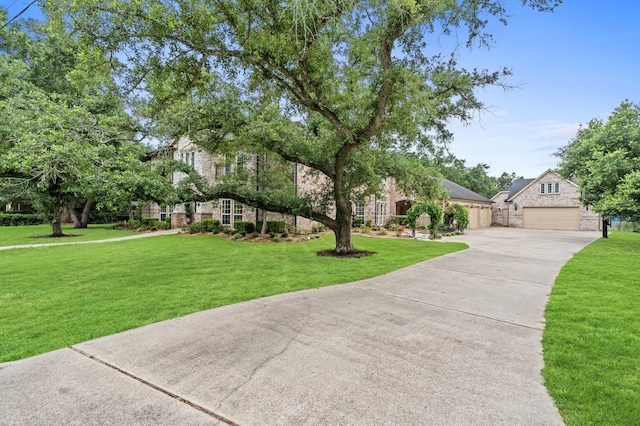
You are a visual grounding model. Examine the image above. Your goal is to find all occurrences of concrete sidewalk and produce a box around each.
[0,228,599,425]
[0,228,180,251]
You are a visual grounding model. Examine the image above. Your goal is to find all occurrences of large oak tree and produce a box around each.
[58,0,560,253]
[556,100,640,222]
[0,11,173,236]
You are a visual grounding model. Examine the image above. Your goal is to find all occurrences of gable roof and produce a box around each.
[442,178,493,203]
[501,169,579,202]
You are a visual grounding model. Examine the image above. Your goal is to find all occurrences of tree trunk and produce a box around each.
[51,195,65,237]
[78,199,95,228]
[66,202,82,227]
[261,210,268,234]
[333,196,354,254]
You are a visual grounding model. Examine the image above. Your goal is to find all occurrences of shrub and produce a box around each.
[188,221,205,234]
[231,233,243,240]
[233,221,255,234]
[386,216,408,227]
[273,236,281,243]
[360,226,372,234]
[378,229,388,236]
[126,219,141,229]
[311,224,326,233]
[452,203,469,232]
[352,217,364,228]
[201,219,220,233]
[267,220,286,234]
[156,221,171,230]
[0,213,46,226]
[141,217,160,227]
[222,226,232,234]
[251,232,260,238]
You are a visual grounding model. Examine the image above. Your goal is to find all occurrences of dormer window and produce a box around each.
[540,182,561,194]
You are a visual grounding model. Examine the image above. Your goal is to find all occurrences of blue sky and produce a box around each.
[4,1,640,178]
[444,1,640,178]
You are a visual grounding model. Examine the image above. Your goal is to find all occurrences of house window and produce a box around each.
[547,183,553,194]
[160,204,173,221]
[221,199,232,225]
[375,202,387,225]
[221,199,243,225]
[225,153,233,175]
[180,152,196,168]
[234,202,243,222]
[354,202,365,220]
[236,152,244,172]
[555,182,560,193]
[540,183,545,194]
[215,163,224,178]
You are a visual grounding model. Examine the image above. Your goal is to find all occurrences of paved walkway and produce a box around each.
[0,228,599,425]
[0,228,180,251]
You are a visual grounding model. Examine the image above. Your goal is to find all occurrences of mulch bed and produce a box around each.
[29,234,83,239]
[316,249,376,258]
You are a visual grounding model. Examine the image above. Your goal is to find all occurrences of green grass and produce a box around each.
[542,231,640,425]
[0,224,137,247]
[0,233,466,362]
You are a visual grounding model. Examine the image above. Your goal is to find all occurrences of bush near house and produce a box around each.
[385,216,408,227]
[233,221,255,234]
[123,217,170,231]
[256,220,287,234]
[201,219,220,233]
[0,213,47,226]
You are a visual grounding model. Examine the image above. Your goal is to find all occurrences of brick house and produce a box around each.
[491,169,600,231]
[144,137,493,231]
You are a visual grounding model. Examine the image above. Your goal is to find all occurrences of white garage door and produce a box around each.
[523,207,580,230]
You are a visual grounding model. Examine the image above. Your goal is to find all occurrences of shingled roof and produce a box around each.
[502,178,535,202]
[441,179,493,203]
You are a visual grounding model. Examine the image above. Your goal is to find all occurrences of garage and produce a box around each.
[523,207,580,230]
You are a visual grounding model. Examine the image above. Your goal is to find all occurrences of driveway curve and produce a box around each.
[0,228,599,425]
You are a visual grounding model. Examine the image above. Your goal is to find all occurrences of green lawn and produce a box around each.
[543,231,640,425]
[0,233,466,362]
[0,224,137,247]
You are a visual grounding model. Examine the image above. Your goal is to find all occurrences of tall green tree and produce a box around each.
[422,150,520,198]
[0,11,173,235]
[556,100,640,220]
[58,0,560,253]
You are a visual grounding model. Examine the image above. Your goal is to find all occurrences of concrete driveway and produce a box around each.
[0,228,599,425]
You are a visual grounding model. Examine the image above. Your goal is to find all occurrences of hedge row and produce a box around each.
[0,213,47,226]
[256,220,286,234]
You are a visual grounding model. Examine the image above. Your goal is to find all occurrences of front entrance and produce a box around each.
[395,200,413,216]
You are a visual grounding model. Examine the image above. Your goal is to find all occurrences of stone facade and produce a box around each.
[491,169,600,231]
[145,137,494,231]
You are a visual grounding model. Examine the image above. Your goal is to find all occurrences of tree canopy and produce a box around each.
[55,0,560,253]
[556,100,640,221]
[422,149,521,198]
[0,11,173,235]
